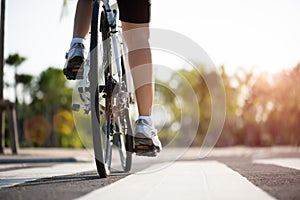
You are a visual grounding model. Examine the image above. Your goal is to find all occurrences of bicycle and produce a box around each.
[72,0,135,178]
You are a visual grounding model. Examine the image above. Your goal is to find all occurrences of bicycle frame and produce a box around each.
[78,0,129,111]
[101,0,123,91]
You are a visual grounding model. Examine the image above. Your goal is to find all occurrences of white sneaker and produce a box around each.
[63,43,86,80]
[134,119,162,156]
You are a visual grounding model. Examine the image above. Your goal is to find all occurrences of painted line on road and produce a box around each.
[253,158,300,171]
[76,161,275,200]
[0,163,95,188]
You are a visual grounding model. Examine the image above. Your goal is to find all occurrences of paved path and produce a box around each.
[0,147,299,200]
[253,158,300,170]
[0,163,95,188]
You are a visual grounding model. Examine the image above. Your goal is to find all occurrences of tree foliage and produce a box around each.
[156,63,300,147]
[5,55,300,148]
[7,66,82,148]
[5,53,28,103]
[5,53,26,67]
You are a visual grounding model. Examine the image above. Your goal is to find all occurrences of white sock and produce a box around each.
[70,38,85,47]
[138,116,152,125]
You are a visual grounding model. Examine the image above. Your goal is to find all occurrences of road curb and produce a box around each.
[0,157,79,164]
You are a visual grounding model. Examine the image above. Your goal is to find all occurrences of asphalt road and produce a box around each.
[0,147,299,200]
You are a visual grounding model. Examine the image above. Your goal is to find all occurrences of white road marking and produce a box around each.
[254,158,300,170]
[76,161,275,200]
[0,163,95,188]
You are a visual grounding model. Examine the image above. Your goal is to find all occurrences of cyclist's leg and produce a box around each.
[122,23,162,153]
[122,22,153,117]
[64,0,92,80]
[73,0,92,39]
[118,0,162,154]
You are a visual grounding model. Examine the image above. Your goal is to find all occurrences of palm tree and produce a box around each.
[5,53,26,103]
[15,74,33,103]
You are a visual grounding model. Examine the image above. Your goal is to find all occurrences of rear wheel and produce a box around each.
[123,109,134,172]
[100,9,133,172]
[114,107,133,172]
[118,55,134,172]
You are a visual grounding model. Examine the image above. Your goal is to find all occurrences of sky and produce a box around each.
[4,0,300,99]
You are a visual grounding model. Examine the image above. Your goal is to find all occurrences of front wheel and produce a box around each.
[90,1,110,178]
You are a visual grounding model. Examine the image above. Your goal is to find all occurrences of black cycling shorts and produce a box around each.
[117,0,151,23]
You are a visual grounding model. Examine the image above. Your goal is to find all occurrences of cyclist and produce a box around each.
[63,0,162,156]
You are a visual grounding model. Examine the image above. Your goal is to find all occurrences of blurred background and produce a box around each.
[2,0,300,149]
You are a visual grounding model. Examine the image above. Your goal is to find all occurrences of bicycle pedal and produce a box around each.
[112,133,121,147]
[72,104,81,111]
[63,66,84,80]
[135,145,158,157]
[72,103,90,114]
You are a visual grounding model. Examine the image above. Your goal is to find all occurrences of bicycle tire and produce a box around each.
[90,0,110,178]
[100,8,114,172]
[123,109,133,172]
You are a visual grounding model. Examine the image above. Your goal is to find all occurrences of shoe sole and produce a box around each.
[64,57,84,80]
[134,136,160,157]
